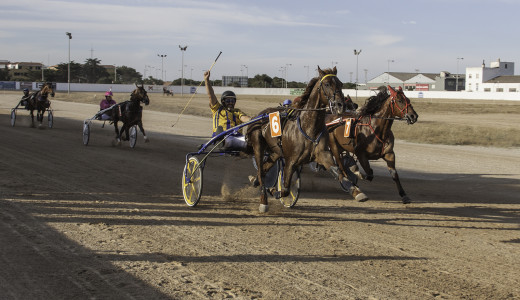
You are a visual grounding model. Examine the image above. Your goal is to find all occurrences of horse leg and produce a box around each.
[113,121,122,146]
[316,147,368,202]
[29,109,35,128]
[37,109,44,129]
[138,121,149,143]
[383,152,411,204]
[356,153,374,182]
[252,137,269,213]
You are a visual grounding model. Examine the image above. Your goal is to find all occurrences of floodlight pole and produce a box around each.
[66,32,72,94]
[158,54,167,81]
[456,57,464,91]
[179,45,188,95]
[354,49,362,101]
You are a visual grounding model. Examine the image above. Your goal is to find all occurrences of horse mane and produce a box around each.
[359,86,389,115]
[294,68,337,109]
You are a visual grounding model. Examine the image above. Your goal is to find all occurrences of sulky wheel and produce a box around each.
[10,109,16,127]
[129,125,137,148]
[182,156,203,207]
[47,110,54,128]
[82,122,90,146]
[278,166,301,208]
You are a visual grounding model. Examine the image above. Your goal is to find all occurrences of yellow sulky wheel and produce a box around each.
[182,156,203,206]
[277,167,301,208]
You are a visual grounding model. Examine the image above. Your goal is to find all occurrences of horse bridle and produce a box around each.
[319,74,345,113]
[388,87,412,118]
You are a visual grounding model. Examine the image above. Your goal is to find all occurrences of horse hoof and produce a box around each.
[248,175,259,187]
[355,193,369,202]
[259,204,269,213]
[402,196,411,204]
[144,137,150,143]
[38,124,45,130]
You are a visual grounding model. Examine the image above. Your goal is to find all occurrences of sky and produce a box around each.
[2,0,520,83]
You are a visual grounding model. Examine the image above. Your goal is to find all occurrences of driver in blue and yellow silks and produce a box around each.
[204,70,250,150]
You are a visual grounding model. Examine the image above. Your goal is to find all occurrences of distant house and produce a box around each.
[365,71,464,91]
[465,59,520,92]
[7,62,44,80]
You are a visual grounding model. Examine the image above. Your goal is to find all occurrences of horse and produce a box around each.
[325,85,419,204]
[163,87,173,96]
[25,82,54,128]
[108,84,150,145]
[246,66,368,212]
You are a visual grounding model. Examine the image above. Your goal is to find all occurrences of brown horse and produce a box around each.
[108,84,150,145]
[326,85,419,204]
[25,82,54,128]
[246,66,367,212]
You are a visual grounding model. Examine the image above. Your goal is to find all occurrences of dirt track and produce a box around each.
[1,94,519,299]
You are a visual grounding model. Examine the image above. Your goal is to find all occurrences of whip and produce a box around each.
[171,51,222,127]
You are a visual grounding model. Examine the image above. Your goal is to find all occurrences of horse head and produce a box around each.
[41,82,55,98]
[387,86,418,124]
[344,94,358,111]
[316,66,345,114]
[131,84,150,106]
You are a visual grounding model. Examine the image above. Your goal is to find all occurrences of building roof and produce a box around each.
[485,75,520,84]
[387,72,438,81]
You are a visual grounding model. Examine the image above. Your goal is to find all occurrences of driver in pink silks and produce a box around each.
[99,90,116,120]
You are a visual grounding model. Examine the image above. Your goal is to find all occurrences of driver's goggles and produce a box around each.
[223,97,236,104]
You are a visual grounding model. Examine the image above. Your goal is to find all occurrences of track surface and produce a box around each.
[1,95,519,299]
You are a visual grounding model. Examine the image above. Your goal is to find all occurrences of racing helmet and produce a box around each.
[220,90,236,109]
[23,88,29,96]
[105,90,113,97]
[282,99,292,106]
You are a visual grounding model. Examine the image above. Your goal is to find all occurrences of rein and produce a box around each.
[296,115,326,144]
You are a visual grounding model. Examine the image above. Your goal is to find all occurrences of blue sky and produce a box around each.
[2,0,519,83]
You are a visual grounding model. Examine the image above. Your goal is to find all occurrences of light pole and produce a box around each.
[279,67,285,88]
[157,54,167,81]
[241,64,248,87]
[304,65,309,83]
[66,32,72,94]
[285,63,291,88]
[456,57,464,91]
[387,59,394,84]
[179,45,188,95]
[354,49,362,101]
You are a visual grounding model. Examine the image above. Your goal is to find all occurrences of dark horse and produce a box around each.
[26,82,54,128]
[246,67,368,212]
[325,85,419,204]
[108,84,150,145]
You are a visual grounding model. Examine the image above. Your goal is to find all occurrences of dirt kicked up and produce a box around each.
[0,94,519,299]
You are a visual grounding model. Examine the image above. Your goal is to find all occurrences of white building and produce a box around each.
[465,59,519,92]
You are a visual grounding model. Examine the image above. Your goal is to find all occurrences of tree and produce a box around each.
[82,58,109,83]
[54,61,82,83]
[0,68,10,81]
[142,76,163,85]
[116,65,143,84]
[249,74,273,88]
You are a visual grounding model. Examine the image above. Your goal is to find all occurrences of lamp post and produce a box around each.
[241,65,248,87]
[456,57,464,91]
[66,32,72,94]
[354,49,362,101]
[285,63,291,88]
[157,54,167,81]
[303,65,309,83]
[387,59,394,84]
[179,45,188,95]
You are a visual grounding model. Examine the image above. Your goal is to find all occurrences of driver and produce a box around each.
[21,88,31,107]
[204,70,250,150]
[99,90,116,120]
